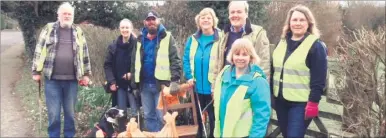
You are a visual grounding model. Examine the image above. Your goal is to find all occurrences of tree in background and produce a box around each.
[1,1,61,58]
[0,1,145,58]
[265,1,342,56]
[73,1,149,29]
[342,1,385,38]
[187,1,268,29]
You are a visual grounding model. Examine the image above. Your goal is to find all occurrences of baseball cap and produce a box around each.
[145,11,159,20]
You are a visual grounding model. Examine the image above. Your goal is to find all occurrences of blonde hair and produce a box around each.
[120,18,133,30]
[228,1,249,14]
[226,38,260,65]
[195,7,219,30]
[281,5,320,39]
[57,2,74,15]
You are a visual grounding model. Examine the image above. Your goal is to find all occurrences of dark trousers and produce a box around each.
[194,92,215,138]
[275,95,312,138]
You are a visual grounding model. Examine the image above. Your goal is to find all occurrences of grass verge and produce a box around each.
[14,53,111,137]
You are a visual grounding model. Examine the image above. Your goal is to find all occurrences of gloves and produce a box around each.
[305,101,319,119]
[169,81,180,95]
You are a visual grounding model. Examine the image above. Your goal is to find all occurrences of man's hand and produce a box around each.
[79,76,90,86]
[187,79,194,86]
[32,75,41,82]
[122,73,131,80]
[110,84,117,92]
[169,82,180,95]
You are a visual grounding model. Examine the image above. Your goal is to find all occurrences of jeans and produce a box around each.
[140,83,164,132]
[117,88,138,132]
[194,92,214,138]
[44,78,78,138]
[275,96,312,138]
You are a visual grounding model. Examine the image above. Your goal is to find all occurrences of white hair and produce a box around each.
[57,2,74,15]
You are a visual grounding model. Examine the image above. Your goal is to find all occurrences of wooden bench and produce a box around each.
[161,89,198,138]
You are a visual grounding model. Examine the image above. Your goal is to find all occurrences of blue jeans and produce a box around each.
[117,88,138,132]
[275,96,312,138]
[140,83,163,132]
[44,78,78,138]
[117,88,138,116]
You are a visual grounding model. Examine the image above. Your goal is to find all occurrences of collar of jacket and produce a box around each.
[52,21,76,31]
[114,34,137,46]
[285,31,311,42]
[192,28,221,42]
[223,18,253,35]
[138,24,167,42]
[221,64,260,84]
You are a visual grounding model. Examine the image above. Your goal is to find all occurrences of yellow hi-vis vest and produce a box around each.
[189,36,219,84]
[213,65,262,137]
[134,32,172,83]
[36,23,86,77]
[272,34,318,102]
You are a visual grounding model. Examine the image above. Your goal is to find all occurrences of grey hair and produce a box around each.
[57,2,74,15]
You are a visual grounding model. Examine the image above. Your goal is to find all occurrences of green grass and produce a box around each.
[14,55,111,137]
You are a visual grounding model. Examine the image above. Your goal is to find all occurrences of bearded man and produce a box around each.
[130,11,182,132]
[31,2,91,137]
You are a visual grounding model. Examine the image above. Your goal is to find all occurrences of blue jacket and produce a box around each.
[141,24,166,84]
[183,29,221,94]
[219,64,271,137]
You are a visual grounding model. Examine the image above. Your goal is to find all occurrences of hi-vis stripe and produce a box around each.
[274,67,310,76]
[240,109,252,119]
[273,80,310,90]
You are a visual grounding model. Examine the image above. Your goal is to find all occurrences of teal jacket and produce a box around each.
[183,29,221,94]
[219,64,271,137]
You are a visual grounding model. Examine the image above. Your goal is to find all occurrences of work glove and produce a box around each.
[169,81,180,95]
[305,101,319,119]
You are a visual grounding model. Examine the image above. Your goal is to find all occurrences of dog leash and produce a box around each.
[98,94,112,122]
[38,80,43,137]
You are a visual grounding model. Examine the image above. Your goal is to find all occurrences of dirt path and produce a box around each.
[0,31,33,137]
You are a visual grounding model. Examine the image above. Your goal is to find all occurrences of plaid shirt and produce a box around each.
[32,21,91,80]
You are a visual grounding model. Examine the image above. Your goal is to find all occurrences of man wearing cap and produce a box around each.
[131,11,182,132]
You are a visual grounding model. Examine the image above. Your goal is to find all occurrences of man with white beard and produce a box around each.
[31,2,91,137]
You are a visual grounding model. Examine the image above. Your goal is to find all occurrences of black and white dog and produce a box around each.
[85,107,125,137]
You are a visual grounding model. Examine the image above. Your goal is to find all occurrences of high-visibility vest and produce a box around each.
[272,34,318,102]
[36,23,86,75]
[213,65,262,137]
[189,36,219,84]
[134,32,172,83]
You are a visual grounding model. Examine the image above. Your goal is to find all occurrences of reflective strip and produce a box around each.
[274,67,309,76]
[273,80,309,90]
[157,54,169,58]
[283,83,309,90]
[158,66,169,70]
[240,110,252,119]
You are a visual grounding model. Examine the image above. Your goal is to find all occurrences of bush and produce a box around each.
[80,25,120,86]
[334,26,385,137]
[76,87,110,137]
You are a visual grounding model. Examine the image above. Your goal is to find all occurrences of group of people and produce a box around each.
[32,1,327,138]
